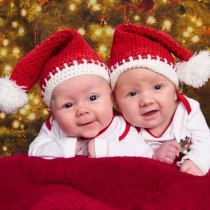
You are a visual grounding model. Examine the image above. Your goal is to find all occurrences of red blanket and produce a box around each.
[0,154,210,210]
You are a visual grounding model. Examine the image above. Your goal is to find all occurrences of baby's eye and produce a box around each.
[89,95,98,101]
[129,91,137,97]
[63,103,73,109]
[154,84,162,91]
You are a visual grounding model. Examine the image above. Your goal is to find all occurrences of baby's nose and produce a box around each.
[139,94,154,107]
[76,105,90,116]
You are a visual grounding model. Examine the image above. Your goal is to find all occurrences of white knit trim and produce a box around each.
[42,59,109,106]
[110,55,179,89]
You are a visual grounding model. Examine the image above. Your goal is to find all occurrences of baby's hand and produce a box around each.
[153,140,180,164]
[87,139,96,158]
[75,140,81,155]
[180,159,204,176]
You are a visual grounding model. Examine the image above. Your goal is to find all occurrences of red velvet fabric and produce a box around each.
[0,154,210,210]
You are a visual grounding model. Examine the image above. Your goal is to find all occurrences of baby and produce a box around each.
[0,28,153,159]
[108,24,210,176]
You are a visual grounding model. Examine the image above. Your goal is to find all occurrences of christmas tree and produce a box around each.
[0,0,209,156]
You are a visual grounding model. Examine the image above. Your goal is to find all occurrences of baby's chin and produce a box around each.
[65,129,100,139]
[80,130,101,139]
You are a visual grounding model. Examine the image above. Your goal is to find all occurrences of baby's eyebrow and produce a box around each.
[52,96,71,105]
[151,77,167,83]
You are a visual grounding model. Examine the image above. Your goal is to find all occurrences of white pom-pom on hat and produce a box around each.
[0,77,28,114]
[176,51,210,88]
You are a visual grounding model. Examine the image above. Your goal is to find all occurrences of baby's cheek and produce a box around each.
[124,112,134,123]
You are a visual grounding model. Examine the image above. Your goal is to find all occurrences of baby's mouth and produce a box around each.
[142,110,158,116]
[78,121,95,126]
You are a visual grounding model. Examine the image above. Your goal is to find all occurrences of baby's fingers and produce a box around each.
[164,157,174,164]
[167,146,179,157]
[180,162,190,172]
[168,140,181,151]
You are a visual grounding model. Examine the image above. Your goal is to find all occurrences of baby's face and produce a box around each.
[114,68,177,134]
[49,75,113,138]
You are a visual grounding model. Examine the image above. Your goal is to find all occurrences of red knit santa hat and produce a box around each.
[109,24,210,89]
[0,28,109,114]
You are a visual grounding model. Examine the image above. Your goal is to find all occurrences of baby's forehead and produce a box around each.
[148,71,169,82]
[116,69,175,92]
[124,68,170,82]
[52,77,110,97]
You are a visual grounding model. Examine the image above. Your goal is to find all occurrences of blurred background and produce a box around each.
[0,0,209,156]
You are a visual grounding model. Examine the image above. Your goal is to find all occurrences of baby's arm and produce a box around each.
[180,100,210,175]
[28,120,78,158]
[180,159,203,176]
[153,140,180,164]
